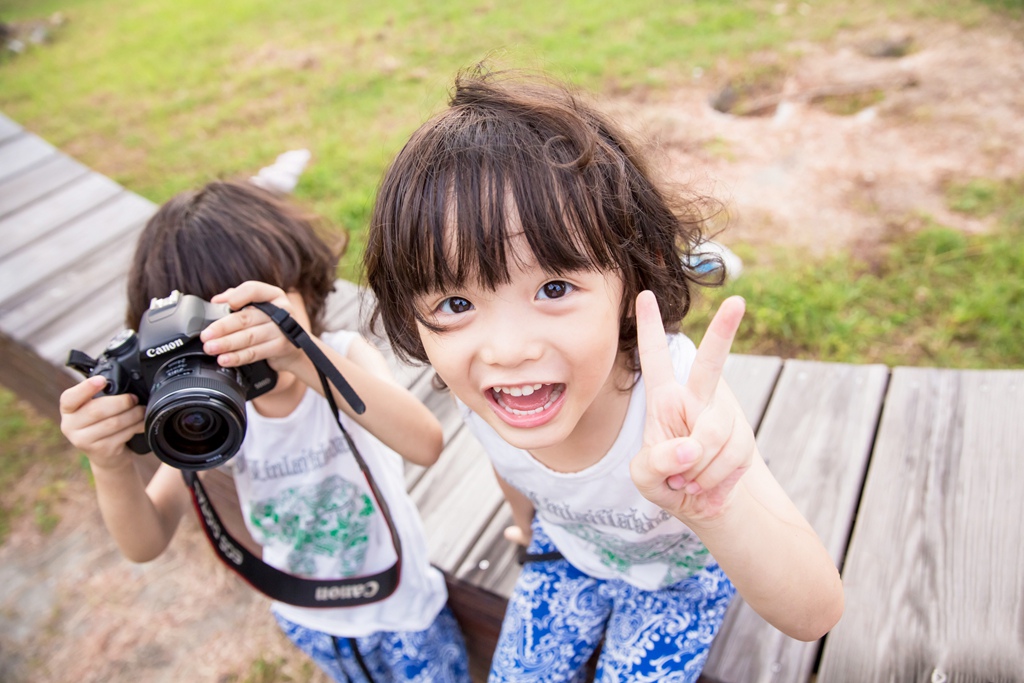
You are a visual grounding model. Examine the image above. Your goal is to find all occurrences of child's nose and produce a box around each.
[478,316,544,367]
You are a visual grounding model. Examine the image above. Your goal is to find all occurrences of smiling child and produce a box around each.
[365,68,843,682]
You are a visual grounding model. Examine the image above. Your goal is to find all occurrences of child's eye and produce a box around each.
[537,280,574,300]
[437,296,473,314]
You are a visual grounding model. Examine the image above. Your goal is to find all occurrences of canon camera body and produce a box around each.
[68,291,277,471]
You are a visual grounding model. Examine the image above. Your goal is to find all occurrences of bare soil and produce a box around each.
[1,15,1022,683]
[611,17,1024,261]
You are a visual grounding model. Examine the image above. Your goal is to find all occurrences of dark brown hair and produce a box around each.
[126,181,342,335]
[365,67,721,367]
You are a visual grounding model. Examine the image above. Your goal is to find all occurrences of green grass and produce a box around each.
[685,176,1024,369]
[0,0,1022,538]
[2,0,1016,279]
[0,391,85,543]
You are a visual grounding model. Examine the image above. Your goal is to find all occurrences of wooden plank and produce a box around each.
[409,427,503,572]
[0,172,124,260]
[0,192,153,308]
[817,368,1024,683]
[0,134,56,183]
[723,353,783,430]
[0,237,135,340]
[445,573,512,683]
[455,503,521,597]
[702,359,889,683]
[34,286,127,365]
[0,154,89,220]
[0,113,22,143]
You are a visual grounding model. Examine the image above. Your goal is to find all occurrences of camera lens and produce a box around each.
[175,408,219,439]
[176,409,218,440]
[144,355,248,470]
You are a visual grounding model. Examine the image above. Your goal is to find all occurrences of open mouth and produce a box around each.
[490,383,565,417]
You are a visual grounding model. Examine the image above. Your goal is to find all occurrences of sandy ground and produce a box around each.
[1,14,1022,683]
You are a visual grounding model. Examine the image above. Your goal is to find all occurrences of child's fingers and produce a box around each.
[214,336,285,368]
[201,305,270,345]
[687,296,745,406]
[636,291,677,399]
[83,405,145,443]
[210,281,287,309]
[630,438,701,496]
[59,376,110,415]
[679,386,755,493]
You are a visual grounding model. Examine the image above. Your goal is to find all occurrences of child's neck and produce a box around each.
[529,362,635,474]
[250,371,307,418]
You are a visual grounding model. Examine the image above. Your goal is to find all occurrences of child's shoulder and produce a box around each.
[320,329,360,355]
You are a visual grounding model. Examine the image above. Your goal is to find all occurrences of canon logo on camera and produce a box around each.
[145,338,185,358]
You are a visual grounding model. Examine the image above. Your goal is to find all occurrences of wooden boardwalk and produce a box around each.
[2,113,1023,682]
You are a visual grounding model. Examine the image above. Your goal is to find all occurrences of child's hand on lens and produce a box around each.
[201,281,306,373]
[59,376,145,470]
[629,291,757,525]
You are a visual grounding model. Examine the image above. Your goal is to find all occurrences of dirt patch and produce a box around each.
[0,474,326,683]
[608,17,1024,259]
[1,15,1022,683]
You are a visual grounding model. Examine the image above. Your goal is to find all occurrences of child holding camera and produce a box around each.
[365,68,844,681]
[59,180,470,682]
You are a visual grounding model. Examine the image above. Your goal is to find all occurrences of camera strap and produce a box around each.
[181,301,402,608]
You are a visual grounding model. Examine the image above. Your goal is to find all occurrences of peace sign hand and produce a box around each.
[629,291,757,525]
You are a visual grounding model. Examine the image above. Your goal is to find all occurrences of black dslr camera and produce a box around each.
[67,291,277,471]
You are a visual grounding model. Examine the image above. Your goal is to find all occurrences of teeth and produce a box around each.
[495,383,543,396]
[492,385,564,416]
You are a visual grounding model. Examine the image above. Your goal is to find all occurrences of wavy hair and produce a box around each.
[365,67,722,369]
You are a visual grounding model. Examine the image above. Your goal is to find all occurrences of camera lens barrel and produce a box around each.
[144,355,249,470]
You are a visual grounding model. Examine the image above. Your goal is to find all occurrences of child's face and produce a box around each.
[415,234,633,469]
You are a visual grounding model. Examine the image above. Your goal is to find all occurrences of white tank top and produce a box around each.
[231,331,447,637]
[462,334,716,591]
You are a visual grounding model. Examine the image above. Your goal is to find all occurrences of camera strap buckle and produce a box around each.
[250,301,366,415]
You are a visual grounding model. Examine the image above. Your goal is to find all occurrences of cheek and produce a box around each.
[416,327,465,383]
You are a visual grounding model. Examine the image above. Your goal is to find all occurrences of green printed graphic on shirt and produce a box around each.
[249,474,375,577]
[561,522,711,580]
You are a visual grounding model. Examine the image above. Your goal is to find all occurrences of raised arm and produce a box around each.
[201,281,444,467]
[628,291,843,641]
[59,377,191,562]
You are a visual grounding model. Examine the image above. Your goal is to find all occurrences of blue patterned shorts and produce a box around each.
[489,522,735,683]
[275,604,469,683]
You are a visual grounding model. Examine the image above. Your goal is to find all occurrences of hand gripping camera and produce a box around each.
[67,291,277,471]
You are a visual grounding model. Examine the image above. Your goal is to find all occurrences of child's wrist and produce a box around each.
[88,451,140,477]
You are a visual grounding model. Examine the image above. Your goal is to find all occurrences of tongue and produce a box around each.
[498,385,555,412]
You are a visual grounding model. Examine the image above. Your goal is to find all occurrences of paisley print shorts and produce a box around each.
[275,604,469,683]
[489,521,735,683]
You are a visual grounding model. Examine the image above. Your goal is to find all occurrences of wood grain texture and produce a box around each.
[723,353,783,430]
[0,191,153,307]
[408,427,503,573]
[0,172,123,260]
[0,112,21,143]
[817,367,1024,683]
[455,503,521,598]
[0,134,56,183]
[0,153,89,220]
[702,359,889,683]
[0,237,136,342]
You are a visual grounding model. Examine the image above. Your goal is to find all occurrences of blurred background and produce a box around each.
[0,0,1021,680]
